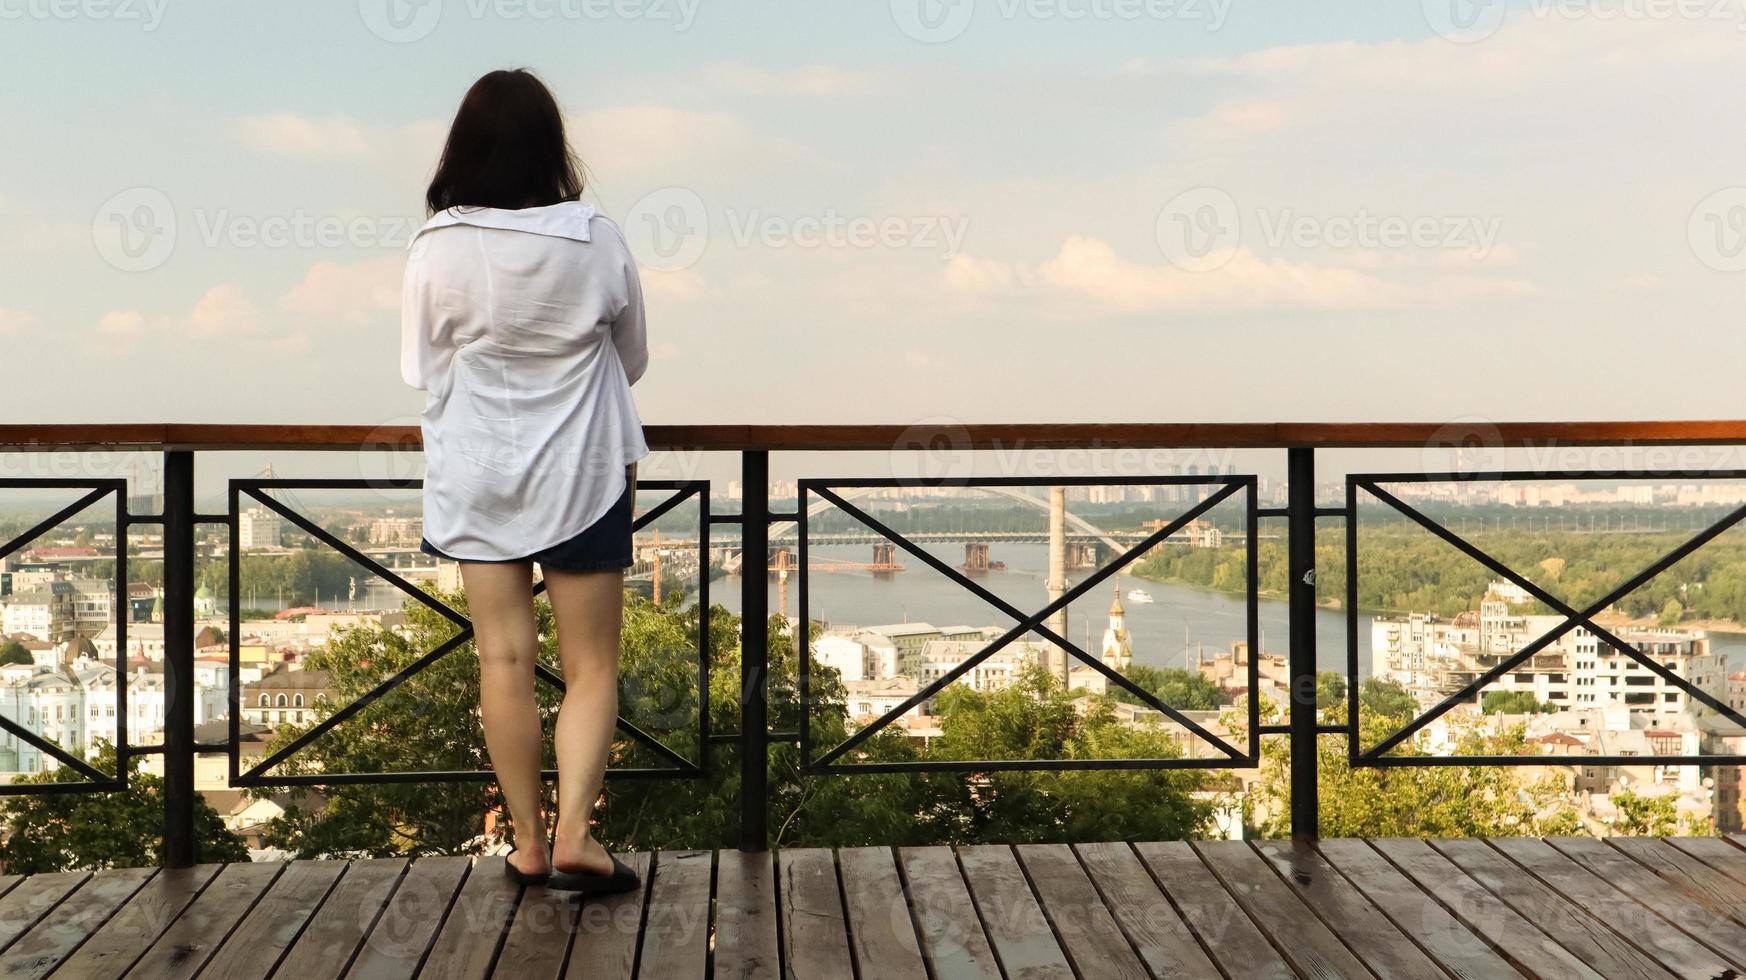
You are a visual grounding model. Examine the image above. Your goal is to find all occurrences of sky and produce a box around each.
[3,0,1746,444]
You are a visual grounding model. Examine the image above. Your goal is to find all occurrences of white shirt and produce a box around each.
[401,201,649,561]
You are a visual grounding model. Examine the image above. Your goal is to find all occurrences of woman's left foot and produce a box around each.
[552,833,615,876]
[504,844,551,885]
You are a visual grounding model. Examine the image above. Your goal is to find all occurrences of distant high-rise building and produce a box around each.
[238,508,283,551]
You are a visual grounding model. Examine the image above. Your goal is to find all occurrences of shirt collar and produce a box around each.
[410,201,597,248]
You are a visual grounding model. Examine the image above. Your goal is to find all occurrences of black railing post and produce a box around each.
[739,450,769,850]
[1287,446,1319,840]
[161,449,197,867]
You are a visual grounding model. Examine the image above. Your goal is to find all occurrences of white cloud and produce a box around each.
[276,256,402,325]
[87,256,402,352]
[947,236,1532,313]
[572,105,772,180]
[0,308,39,334]
[188,284,264,337]
[699,63,876,98]
[93,310,171,349]
[234,113,373,160]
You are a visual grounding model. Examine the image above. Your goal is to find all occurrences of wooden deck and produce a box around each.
[0,837,1744,978]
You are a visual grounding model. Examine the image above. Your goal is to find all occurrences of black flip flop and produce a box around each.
[547,854,640,895]
[503,847,550,886]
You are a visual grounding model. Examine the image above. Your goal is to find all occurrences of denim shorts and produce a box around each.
[420,465,636,572]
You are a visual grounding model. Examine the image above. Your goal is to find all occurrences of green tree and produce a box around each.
[1358,678,1417,720]
[0,742,247,872]
[1247,698,1576,839]
[923,665,1212,843]
[1113,665,1224,711]
[0,641,32,666]
[1316,671,1348,710]
[1658,599,1684,627]
[1482,691,1554,715]
[1613,790,1679,836]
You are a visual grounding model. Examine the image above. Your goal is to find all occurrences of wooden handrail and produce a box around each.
[4,421,1746,451]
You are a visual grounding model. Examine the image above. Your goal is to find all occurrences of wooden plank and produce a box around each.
[51,865,222,980]
[490,880,578,980]
[1013,844,1146,980]
[0,867,154,980]
[1193,840,1377,980]
[421,856,522,980]
[1071,842,1220,980]
[634,850,711,979]
[564,852,650,980]
[896,847,1001,980]
[345,855,470,980]
[1491,837,1743,978]
[0,872,88,955]
[1549,837,1746,966]
[955,845,1072,979]
[1249,839,1453,980]
[122,861,283,980]
[273,859,409,980]
[1607,837,1746,927]
[1314,840,1525,980]
[778,849,853,980]
[1370,839,1602,980]
[836,847,926,980]
[194,860,347,980]
[1429,838,1677,980]
[713,850,779,980]
[1132,841,1294,980]
[1668,836,1746,887]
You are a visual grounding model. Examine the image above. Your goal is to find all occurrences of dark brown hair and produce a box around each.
[425,69,583,214]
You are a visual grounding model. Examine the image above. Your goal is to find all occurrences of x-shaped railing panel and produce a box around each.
[1348,471,1746,767]
[0,480,129,789]
[797,476,1260,773]
[228,477,711,786]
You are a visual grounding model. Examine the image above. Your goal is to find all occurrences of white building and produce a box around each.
[1372,584,1708,719]
[238,508,284,551]
[1,582,75,644]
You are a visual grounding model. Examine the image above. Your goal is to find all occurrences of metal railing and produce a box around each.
[4,421,1746,863]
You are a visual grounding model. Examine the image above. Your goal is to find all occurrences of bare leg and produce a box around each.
[543,566,624,875]
[460,561,549,877]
